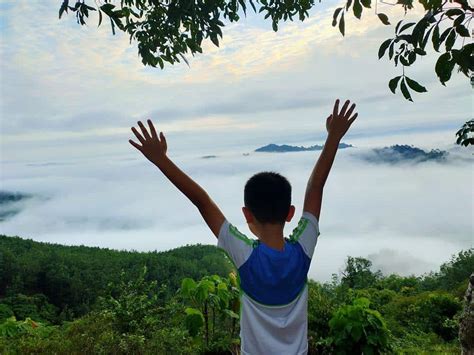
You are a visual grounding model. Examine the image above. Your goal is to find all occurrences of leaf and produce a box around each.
[100,3,115,16]
[445,8,463,17]
[421,25,434,48]
[181,278,196,297]
[415,47,426,55]
[361,0,371,8]
[59,0,69,19]
[439,27,452,44]
[377,13,390,25]
[405,76,427,92]
[399,55,410,66]
[395,20,403,34]
[398,22,415,34]
[272,21,278,32]
[223,309,240,319]
[110,17,116,35]
[353,0,362,19]
[98,10,103,27]
[184,308,204,337]
[249,0,257,12]
[332,7,343,27]
[445,29,456,51]
[339,12,345,36]
[432,25,440,51]
[456,25,470,37]
[400,79,413,101]
[388,76,402,93]
[178,53,189,67]
[378,39,392,59]
[210,33,220,46]
[435,52,455,85]
[346,0,353,11]
[453,13,465,27]
[388,42,395,59]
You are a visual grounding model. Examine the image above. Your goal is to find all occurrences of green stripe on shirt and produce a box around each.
[289,218,309,242]
[229,224,256,247]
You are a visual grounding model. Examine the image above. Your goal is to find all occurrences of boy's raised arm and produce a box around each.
[129,119,225,238]
[303,99,358,220]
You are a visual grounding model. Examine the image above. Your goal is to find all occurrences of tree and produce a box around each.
[58,0,473,101]
[341,257,382,289]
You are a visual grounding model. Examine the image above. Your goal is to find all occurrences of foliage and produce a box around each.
[179,273,240,352]
[1,235,472,353]
[421,248,474,292]
[327,297,391,354]
[0,304,13,322]
[0,235,232,321]
[456,119,474,147]
[341,256,382,289]
[59,0,473,102]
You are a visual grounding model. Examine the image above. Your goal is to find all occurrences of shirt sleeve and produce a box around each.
[217,220,255,268]
[290,211,320,259]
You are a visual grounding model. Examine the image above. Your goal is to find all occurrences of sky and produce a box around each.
[0,0,473,282]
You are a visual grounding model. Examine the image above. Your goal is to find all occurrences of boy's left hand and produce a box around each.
[129,119,168,165]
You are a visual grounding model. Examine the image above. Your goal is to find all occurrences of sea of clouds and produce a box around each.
[1,135,472,282]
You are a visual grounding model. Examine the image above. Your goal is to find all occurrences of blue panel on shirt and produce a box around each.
[238,239,311,306]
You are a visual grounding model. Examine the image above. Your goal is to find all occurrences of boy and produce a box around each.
[129,99,358,354]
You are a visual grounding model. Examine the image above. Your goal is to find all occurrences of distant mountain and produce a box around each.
[201,155,217,159]
[0,191,33,221]
[362,145,449,164]
[255,142,353,153]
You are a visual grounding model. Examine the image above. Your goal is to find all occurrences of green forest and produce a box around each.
[0,234,472,354]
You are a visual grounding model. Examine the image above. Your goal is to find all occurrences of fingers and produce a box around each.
[345,103,356,120]
[339,100,350,117]
[160,131,167,151]
[137,121,151,140]
[332,99,339,119]
[348,113,358,125]
[147,119,158,139]
[129,139,143,152]
[131,127,145,144]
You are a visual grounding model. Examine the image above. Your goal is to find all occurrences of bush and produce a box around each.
[327,298,391,354]
[0,304,13,322]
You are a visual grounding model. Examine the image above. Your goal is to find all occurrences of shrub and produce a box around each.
[327,297,391,354]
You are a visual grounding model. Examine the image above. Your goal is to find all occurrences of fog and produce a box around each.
[1,140,472,282]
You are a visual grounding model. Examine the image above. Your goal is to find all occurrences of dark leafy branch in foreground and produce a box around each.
[456,119,474,146]
[58,0,473,102]
[333,0,473,102]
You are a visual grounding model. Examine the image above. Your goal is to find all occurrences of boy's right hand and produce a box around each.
[129,119,168,166]
[326,99,358,141]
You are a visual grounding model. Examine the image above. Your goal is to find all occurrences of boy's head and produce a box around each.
[243,171,294,226]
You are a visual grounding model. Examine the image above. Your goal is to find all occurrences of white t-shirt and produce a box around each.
[217,212,320,355]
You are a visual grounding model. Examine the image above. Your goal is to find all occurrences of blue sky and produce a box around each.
[0,0,472,281]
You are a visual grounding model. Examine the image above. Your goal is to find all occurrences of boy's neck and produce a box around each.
[254,223,286,251]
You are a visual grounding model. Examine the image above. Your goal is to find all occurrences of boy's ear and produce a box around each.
[286,205,296,222]
[242,206,254,223]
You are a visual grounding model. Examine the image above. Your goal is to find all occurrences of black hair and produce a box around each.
[244,171,292,224]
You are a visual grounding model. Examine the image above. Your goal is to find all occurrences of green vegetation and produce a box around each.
[1,235,471,354]
[58,0,473,103]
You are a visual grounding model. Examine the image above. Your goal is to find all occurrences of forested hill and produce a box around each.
[0,235,233,320]
[1,235,473,353]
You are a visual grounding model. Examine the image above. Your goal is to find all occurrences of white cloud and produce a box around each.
[1,146,472,281]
